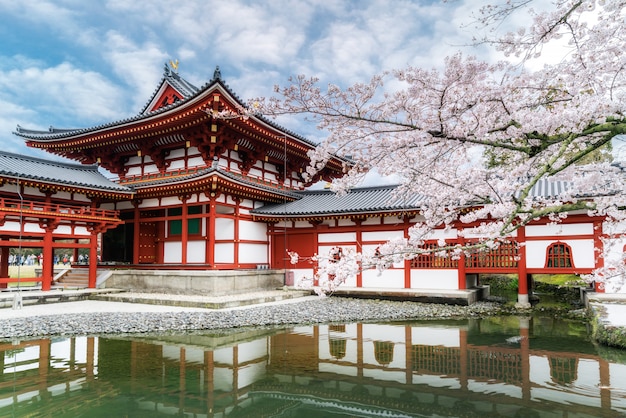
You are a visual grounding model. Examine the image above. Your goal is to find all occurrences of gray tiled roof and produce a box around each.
[252,178,594,218]
[252,185,425,217]
[0,151,133,193]
[13,68,321,151]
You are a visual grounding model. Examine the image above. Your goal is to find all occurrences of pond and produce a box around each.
[1,316,625,417]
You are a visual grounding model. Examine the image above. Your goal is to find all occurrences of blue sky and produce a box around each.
[0,0,495,160]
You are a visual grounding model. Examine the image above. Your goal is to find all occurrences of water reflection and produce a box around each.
[1,317,626,417]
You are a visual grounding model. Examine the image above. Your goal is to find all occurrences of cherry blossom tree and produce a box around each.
[253,0,626,291]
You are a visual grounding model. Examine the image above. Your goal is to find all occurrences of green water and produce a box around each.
[1,317,625,417]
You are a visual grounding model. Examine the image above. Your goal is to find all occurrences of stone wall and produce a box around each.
[102,269,286,295]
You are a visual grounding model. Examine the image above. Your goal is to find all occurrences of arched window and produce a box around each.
[545,242,574,268]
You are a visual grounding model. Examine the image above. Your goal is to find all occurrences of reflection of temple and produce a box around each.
[1,320,625,417]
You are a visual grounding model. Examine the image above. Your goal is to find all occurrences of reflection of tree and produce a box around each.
[374,341,395,366]
[549,356,579,385]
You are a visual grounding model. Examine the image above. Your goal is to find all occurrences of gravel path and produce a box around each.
[0,297,504,339]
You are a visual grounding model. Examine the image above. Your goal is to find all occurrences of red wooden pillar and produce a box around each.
[234,198,240,267]
[132,202,140,265]
[41,224,56,291]
[181,196,189,264]
[0,246,9,288]
[88,230,99,288]
[404,217,411,288]
[457,237,466,290]
[593,220,606,293]
[353,218,362,288]
[516,226,531,307]
[207,197,216,268]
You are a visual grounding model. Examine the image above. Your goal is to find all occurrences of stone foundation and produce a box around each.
[102,269,286,295]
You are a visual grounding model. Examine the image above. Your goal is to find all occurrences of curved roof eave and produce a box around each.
[12,78,322,152]
[127,166,302,199]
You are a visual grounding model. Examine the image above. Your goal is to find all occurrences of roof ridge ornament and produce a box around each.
[213,66,222,81]
[169,59,179,73]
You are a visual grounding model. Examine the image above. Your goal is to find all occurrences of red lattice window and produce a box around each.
[545,242,574,268]
[410,243,458,269]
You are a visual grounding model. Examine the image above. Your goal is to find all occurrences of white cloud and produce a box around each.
[0,61,125,125]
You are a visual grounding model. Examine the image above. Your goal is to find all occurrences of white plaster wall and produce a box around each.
[187,156,204,167]
[127,156,142,165]
[126,166,141,176]
[160,197,179,206]
[169,160,185,170]
[215,218,234,239]
[249,167,263,178]
[425,228,459,240]
[144,164,158,174]
[115,201,134,210]
[288,268,315,287]
[187,240,206,263]
[239,220,267,241]
[362,217,382,226]
[318,232,356,243]
[337,219,356,227]
[525,239,595,268]
[604,237,626,266]
[362,268,404,288]
[0,221,21,233]
[168,149,185,159]
[410,269,458,290]
[362,230,404,242]
[164,242,182,263]
[23,223,45,233]
[138,198,160,208]
[383,216,405,225]
[411,327,460,347]
[215,243,234,263]
[525,223,594,237]
[238,243,268,263]
[54,225,72,235]
[73,226,90,236]
[53,191,74,201]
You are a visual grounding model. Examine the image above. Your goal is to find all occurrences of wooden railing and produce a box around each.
[0,197,120,221]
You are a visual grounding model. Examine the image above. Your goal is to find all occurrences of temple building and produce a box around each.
[2,63,622,305]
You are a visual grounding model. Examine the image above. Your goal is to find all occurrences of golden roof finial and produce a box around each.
[169,59,179,73]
